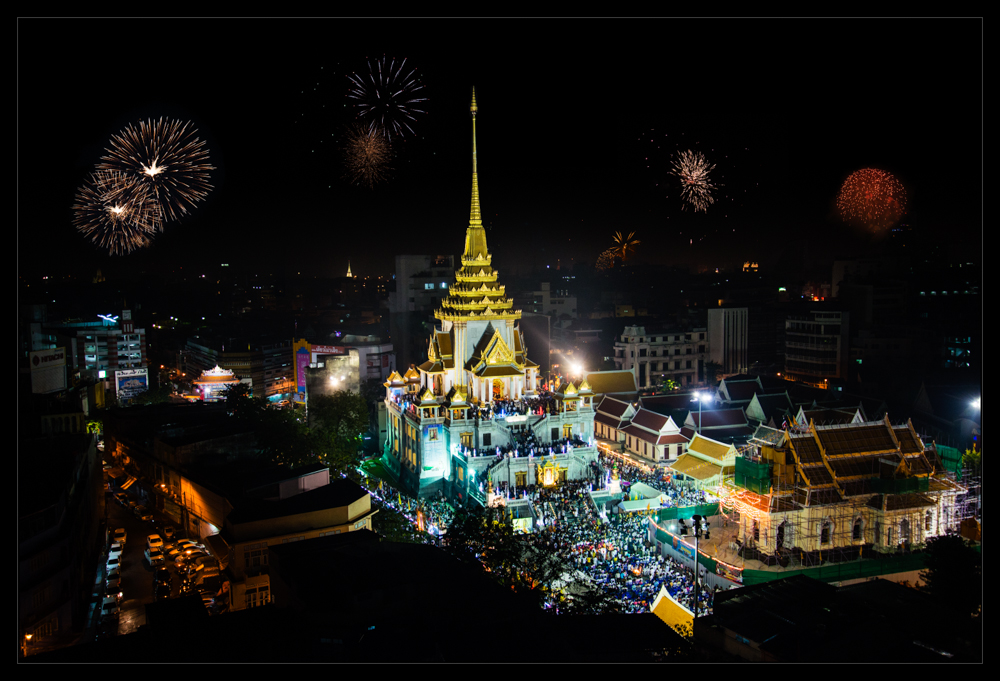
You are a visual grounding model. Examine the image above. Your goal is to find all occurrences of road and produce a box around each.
[101,487,183,637]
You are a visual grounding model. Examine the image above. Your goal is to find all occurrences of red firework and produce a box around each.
[836,168,907,231]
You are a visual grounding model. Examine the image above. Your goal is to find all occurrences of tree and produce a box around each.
[309,390,369,470]
[920,534,982,619]
[444,506,535,593]
[222,382,267,421]
[130,384,172,406]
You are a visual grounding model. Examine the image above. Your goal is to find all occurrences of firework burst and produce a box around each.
[596,247,619,271]
[672,149,716,212]
[97,117,214,224]
[342,123,391,188]
[347,56,427,141]
[612,231,640,262]
[72,170,161,255]
[836,168,907,231]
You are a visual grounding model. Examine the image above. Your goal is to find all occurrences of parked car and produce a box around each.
[101,596,120,621]
[145,547,165,566]
[175,539,201,550]
[146,534,163,551]
[106,567,122,592]
[105,586,123,603]
[106,553,123,573]
[175,549,208,567]
[133,505,153,522]
[113,528,127,545]
[108,542,124,561]
[162,526,176,540]
[153,567,171,585]
[154,583,172,601]
[114,493,128,507]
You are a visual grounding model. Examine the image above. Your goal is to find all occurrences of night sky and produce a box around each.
[18,18,982,281]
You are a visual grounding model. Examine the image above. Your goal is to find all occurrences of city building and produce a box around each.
[619,407,689,467]
[19,432,103,654]
[191,365,243,402]
[707,307,749,376]
[783,310,850,389]
[292,336,395,405]
[183,338,294,401]
[614,325,708,389]
[388,254,456,370]
[214,476,376,612]
[382,90,598,500]
[522,282,578,324]
[26,308,150,404]
[695,574,976,662]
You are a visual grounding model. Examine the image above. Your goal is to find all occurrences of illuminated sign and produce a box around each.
[115,368,149,404]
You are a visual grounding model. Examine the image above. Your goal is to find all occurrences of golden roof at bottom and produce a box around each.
[669,454,724,481]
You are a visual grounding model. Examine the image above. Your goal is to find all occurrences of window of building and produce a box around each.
[821,519,832,544]
[853,516,863,540]
[424,283,435,290]
[552,427,560,441]
[482,433,491,447]
[925,511,932,532]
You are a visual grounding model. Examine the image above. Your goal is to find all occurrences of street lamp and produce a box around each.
[691,515,709,619]
[691,392,711,434]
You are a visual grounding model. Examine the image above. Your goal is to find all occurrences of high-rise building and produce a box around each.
[708,307,749,376]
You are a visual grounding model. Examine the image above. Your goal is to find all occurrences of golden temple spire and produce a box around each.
[469,87,482,228]
[464,87,488,261]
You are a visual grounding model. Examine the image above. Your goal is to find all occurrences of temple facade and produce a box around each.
[382,90,598,501]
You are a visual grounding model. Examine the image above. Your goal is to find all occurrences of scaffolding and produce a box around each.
[714,417,968,573]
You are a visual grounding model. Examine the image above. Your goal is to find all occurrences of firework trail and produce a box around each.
[672,149,716,212]
[836,168,907,231]
[342,123,391,188]
[98,117,214,224]
[72,170,161,255]
[347,56,427,141]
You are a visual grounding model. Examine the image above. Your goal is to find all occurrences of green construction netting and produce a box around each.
[741,551,929,586]
[655,503,721,522]
[869,476,930,494]
[936,444,964,478]
[733,458,772,494]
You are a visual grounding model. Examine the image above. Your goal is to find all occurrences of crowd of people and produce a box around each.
[520,480,719,615]
[598,450,716,508]
[355,440,729,617]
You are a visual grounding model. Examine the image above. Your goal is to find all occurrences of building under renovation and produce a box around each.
[720,416,967,568]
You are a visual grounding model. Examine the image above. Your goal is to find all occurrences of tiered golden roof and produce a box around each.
[435,88,521,324]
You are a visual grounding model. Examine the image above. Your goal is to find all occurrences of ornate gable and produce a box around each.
[485,330,515,366]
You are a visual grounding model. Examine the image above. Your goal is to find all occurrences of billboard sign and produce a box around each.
[115,368,149,404]
[30,347,68,394]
